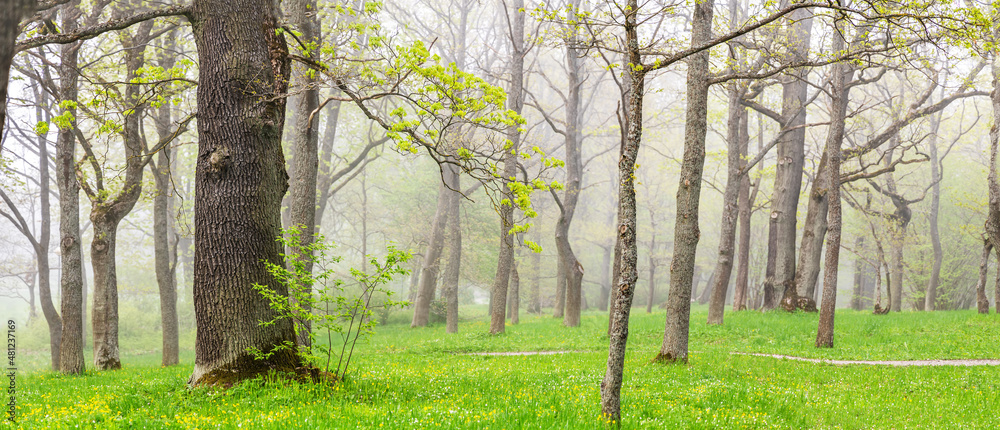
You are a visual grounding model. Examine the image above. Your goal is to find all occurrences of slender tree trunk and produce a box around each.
[443,166,461,333]
[287,0,321,347]
[976,240,991,314]
[412,184,449,327]
[794,152,828,304]
[707,0,744,325]
[925,113,943,311]
[56,0,84,376]
[152,39,179,367]
[188,0,303,385]
[656,0,713,363]
[600,5,644,419]
[889,224,906,312]
[556,0,584,327]
[769,4,813,310]
[89,23,153,370]
[816,17,848,348]
[489,0,524,334]
[29,73,61,371]
[733,128,755,312]
[851,235,865,310]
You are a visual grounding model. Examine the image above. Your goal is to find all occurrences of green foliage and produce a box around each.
[248,227,410,381]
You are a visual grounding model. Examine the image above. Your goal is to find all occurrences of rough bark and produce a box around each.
[488,0,524,334]
[794,152,829,303]
[188,0,303,386]
[600,5,643,419]
[925,112,943,311]
[152,37,179,367]
[287,0,322,347]
[656,0,713,363]
[769,4,813,310]
[816,17,848,348]
[553,257,566,318]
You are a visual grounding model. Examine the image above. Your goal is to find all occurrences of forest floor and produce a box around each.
[6,306,1000,429]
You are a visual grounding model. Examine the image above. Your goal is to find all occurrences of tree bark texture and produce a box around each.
[794,152,828,303]
[975,239,991,314]
[851,235,865,310]
[508,261,520,324]
[188,0,302,385]
[553,257,566,318]
[488,0,524,334]
[769,4,813,310]
[816,18,848,348]
[56,0,84,376]
[600,4,643,420]
[657,0,713,363]
[530,245,541,313]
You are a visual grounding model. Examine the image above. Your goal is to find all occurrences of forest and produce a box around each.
[1,0,1000,428]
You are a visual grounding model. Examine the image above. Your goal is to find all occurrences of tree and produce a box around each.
[0,0,37,149]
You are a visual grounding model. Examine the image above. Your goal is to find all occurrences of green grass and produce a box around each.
[5,306,1000,429]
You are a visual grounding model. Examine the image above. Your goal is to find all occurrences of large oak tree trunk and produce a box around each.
[56,0,85,376]
[188,0,302,385]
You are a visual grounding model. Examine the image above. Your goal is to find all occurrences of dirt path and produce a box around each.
[733,352,1000,367]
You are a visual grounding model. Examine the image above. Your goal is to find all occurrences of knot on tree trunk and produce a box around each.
[780,295,816,312]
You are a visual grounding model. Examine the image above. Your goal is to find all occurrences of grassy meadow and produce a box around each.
[4,306,1000,429]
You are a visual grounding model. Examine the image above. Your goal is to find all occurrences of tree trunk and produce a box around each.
[442,166,461,333]
[188,0,302,385]
[794,152,828,303]
[646,248,656,313]
[707,83,743,324]
[733,126,755,312]
[89,23,153,370]
[925,112,943,311]
[488,0,524,334]
[152,39,179,367]
[889,224,906,312]
[56,0,84,376]
[508,261,520,324]
[600,3,644,417]
[851,235,865,310]
[816,18,848,348]
[553,257,566,317]
[976,240,991,314]
[556,0,584,327]
[770,4,813,310]
[706,0,745,325]
[411,183,449,327]
[287,0,321,347]
[656,0,713,363]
